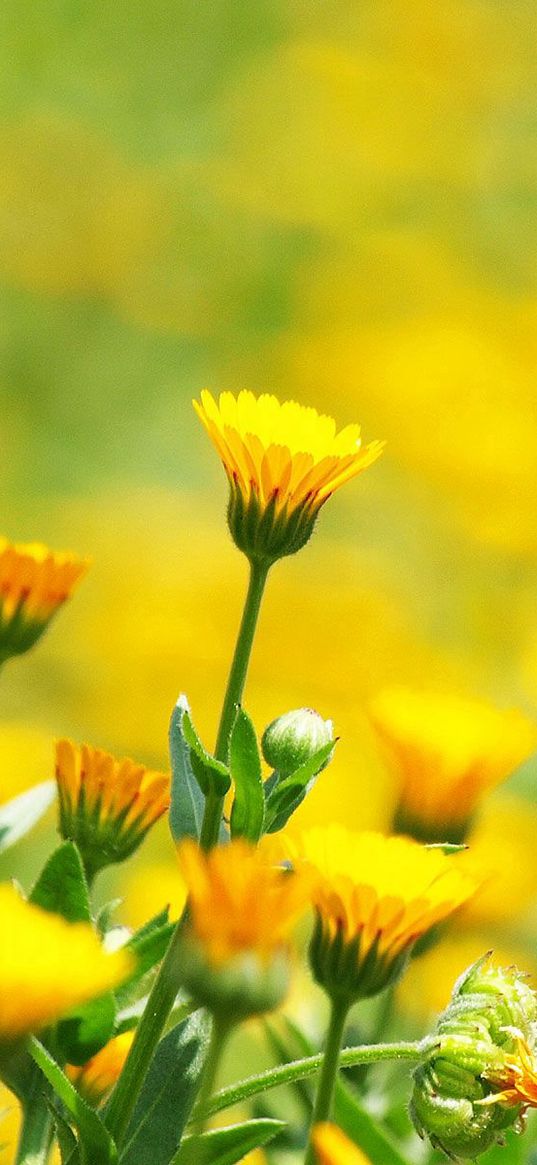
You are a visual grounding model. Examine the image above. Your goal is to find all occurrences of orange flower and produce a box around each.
[55,739,170,877]
[0,538,88,662]
[67,1031,134,1105]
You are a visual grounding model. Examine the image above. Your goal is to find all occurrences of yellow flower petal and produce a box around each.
[0,884,132,1041]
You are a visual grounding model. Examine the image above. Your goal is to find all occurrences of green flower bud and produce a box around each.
[410,956,537,1159]
[262,708,333,777]
[176,933,290,1023]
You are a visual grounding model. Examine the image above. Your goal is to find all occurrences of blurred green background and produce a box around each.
[1,0,537,1017]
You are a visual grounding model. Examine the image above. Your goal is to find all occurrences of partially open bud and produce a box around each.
[262,709,333,778]
[410,955,537,1158]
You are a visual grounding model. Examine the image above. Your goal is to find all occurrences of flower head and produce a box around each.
[55,739,170,878]
[0,883,132,1044]
[0,538,88,662]
[176,838,310,1018]
[312,1124,371,1165]
[291,825,476,1001]
[67,1031,134,1105]
[193,391,384,565]
[369,688,536,844]
[410,955,537,1158]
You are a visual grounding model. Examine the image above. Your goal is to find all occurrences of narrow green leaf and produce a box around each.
[29,1038,116,1164]
[30,841,91,923]
[48,1098,78,1163]
[264,740,335,833]
[169,696,206,842]
[172,1119,284,1165]
[334,1078,413,1165]
[57,992,116,1066]
[0,780,55,852]
[182,709,231,797]
[229,708,264,841]
[119,1011,211,1165]
[425,842,468,854]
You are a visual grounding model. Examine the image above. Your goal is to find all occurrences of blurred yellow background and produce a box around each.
[1,0,536,999]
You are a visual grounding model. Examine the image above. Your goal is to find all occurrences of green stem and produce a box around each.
[195,1037,434,1122]
[15,1067,52,1165]
[191,1015,232,1135]
[104,918,186,1147]
[104,560,270,1143]
[199,558,270,849]
[305,997,350,1164]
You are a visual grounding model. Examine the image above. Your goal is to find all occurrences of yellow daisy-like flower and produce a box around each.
[176,838,311,1018]
[0,537,88,662]
[0,883,132,1043]
[312,1123,371,1165]
[193,391,384,564]
[291,825,476,1001]
[55,739,170,879]
[369,687,536,844]
[66,1031,134,1105]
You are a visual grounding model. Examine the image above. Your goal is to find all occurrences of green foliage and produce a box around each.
[30,841,91,923]
[30,1037,117,1164]
[169,697,206,842]
[0,781,55,853]
[172,1118,285,1165]
[229,707,264,841]
[118,1011,211,1165]
[57,993,117,1066]
[263,739,335,833]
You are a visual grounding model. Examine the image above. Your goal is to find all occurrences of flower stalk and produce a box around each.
[201,557,269,848]
[305,996,351,1164]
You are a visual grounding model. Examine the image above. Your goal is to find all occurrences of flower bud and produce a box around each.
[262,708,333,777]
[410,956,537,1158]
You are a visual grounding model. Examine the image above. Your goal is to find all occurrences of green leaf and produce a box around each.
[425,842,468,854]
[334,1078,413,1165]
[182,708,231,797]
[172,1119,284,1165]
[30,841,91,923]
[114,909,174,1010]
[57,992,117,1065]
[119,1011,211,1165]
[229,708,264,841]
[264,740,335,833]
[0,780,55,853]
[48,1098,78,1163]
[29,1037,117,1164]
[169,696,206,842]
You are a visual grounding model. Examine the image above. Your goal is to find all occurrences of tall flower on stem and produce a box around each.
[0,538,88,664]
[287,826,476,1162]
[369,687,536,844]
[105,393,382,1147]
[55,739,170,882]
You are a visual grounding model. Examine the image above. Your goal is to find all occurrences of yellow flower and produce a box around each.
[66,1031,134,1105]
[291,825,476,1000]
[176,838,310,1018]
[193,391,383,564]
[0,883,132,1042]
[0,538,88,662]
[369,688,536,843]
[312,1123,371,1165]
[55,739,170,878]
